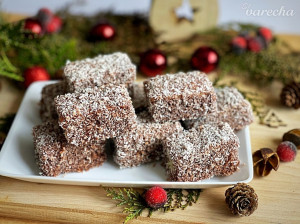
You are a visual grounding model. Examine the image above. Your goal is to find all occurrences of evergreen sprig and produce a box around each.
[13,35,78,75]
[0,21,29,50]
[106,188,201,223]
[164,189,201,211]
[106,188,147,223]
[0,51,23,81]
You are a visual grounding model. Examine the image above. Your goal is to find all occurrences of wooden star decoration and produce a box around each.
[174,0,199,23]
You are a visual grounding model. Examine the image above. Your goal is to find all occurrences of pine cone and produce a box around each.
[225,183,258,216]
[280,81,300,109]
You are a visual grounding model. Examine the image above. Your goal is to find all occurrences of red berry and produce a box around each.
[258,27,272,43]
[231,36,247,54]
[36,8,53,27]
[24,66,50,88]
[191,46,219,73]
[144,186,167,209]
[247,37,263,53]
[139,49,167,77]
[232,36,247,48]
[24,18,43,35]
[46,16,62,33]
[277,141,297,162]
[90,23,116,41]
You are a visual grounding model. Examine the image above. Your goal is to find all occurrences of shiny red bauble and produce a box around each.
[24,18,43,35]
[139,49,167,77]
[90,23,116,41]
[258,27,273,43]
[46,16,62,33]
[36,8,53,27]
[191,47,219,73]
[247,36,264,52]
[231,36,247,54]
[24,66,50,88]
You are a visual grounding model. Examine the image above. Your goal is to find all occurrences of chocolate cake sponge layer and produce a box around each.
[163,122,240,182]
[113,111,183,168]
[40,81,66,122]
[63,52,136,93]
[144,71,217,123]
[182,87,254,131]
[33,122,106,177]
[55,84,137,146]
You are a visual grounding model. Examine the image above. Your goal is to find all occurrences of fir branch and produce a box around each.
[13,35,78,76]
[106,188,201,223]
[0,51,23,81]
[0,21,29,50]
[106,188,147,224]
[164,189,201,211]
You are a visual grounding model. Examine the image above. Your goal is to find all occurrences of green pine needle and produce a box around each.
[0,51,23,81]
[106,188,201,223]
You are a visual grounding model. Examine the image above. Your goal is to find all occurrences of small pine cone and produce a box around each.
[280,81,300,109]
[225,183,258,216]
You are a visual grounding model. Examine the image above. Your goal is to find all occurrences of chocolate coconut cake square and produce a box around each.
[144,71,217,123]
[40,81,66,122]
[163,122,240,182]
[32,122,106,177]
[63,52,136,93]
[113,111,183,168]
[55,84,137,146]
[182,87,254,131]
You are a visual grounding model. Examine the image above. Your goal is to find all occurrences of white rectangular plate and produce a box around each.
[0,81,253,188]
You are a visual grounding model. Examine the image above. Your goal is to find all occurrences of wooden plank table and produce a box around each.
[0,14,299,223]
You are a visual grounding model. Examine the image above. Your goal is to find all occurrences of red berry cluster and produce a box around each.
[144,186,167,209]
[231,27,273,54]
[277,141,297,162]
[24,8,62,36]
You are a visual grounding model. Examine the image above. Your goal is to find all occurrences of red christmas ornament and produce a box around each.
[144,186,167,209]
[24,66,50,88]
[36,8,53,28]
[258,27,273,43]
[139,49,167,77]
[191,47,219,73]
[46,16,62,33]
[24,18,43,35]
[247,37,264,53]
[231,36,247,54]
[90,23,116,41]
